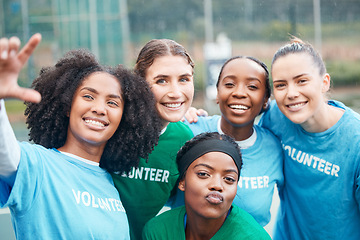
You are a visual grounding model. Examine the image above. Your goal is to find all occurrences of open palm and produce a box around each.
[0,33,42,103]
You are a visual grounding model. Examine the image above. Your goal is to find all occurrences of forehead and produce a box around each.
[146,55,193,77]
[189,151,237,170]
[79,72,122,93]
[220,58,266,80]
[272,53,317,77]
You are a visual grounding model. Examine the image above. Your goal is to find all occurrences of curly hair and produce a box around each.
[25,49,162,174]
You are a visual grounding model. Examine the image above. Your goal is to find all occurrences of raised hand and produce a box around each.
[0,33,42,103]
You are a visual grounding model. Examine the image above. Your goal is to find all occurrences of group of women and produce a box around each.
[0,31,359,240]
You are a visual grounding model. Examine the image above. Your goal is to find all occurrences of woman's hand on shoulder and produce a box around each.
[181,107,208,123]
[0,33,42,103]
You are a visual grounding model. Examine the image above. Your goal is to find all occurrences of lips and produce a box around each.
[286,101,307,111]
[229,104,249,110]
[206,191,224,205]
[84,118,109,128]
[163,102,183,109]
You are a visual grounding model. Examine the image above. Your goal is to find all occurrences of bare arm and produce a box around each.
[0,34,42,186]
[0,99,20,186]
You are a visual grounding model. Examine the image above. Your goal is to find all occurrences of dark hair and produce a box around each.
[176,132,242,180]
[216,56,271,99]
[134,39,194,78]
[25,49,162,174]
[272,37,326,76]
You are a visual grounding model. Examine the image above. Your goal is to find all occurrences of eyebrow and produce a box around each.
[223,75,261,82]
[293,73,309,80]
[154,73,193,79]
[80,87,122,99]
[193,163,239,175]
[273,73,309,82]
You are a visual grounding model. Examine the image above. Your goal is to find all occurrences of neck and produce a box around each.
[220,117,254,141]
[185,217,225,240]
[58,140,105,163]
[185,211,227,240]
[301,102,344,133]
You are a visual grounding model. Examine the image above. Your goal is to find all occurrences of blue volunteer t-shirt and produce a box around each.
[0,142,130,239]
[260,100,360,240]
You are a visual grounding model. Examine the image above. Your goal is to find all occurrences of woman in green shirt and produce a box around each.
[143,132,271,240]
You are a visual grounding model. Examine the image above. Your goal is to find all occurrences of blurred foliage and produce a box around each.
[327,60,360,87]
[4,100,26,114]
[1,0,360,89]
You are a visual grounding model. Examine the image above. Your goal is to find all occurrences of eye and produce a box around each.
[179,77,191,83]
[224,176,236,184]
[298,79,308,84]
[107,100,119,107]
[155,79,166,84]
[224,82,235,87]
[274,83,286,89]
[196,171,210,178]
[82,94,94,100]
[248,84,259,90]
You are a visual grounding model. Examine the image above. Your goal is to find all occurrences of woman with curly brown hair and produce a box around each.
[0,34,162,239]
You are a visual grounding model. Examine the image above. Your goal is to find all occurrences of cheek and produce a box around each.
[151,87,164,103]
[184,85,194,100]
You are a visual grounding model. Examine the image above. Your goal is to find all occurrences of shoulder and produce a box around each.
[143,207,185,239]
[185,115,220,135]
[254,124,281,143]
[167,122,194,137]
[223,205,271,239]
[19,142,54,159]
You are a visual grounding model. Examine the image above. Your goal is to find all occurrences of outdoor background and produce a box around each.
[1,0,360,239]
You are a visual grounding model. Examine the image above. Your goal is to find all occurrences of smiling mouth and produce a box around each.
[163,102,183,108]
[206,191,224,205]
[229,104,249,110]
[286,101,307,110]
[84,119,108,128]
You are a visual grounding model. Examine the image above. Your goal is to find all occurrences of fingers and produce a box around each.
[8,37,21,57]
[8,86,41,103]
[0,38,9,60]
[196,109,208,117]
[184,107,198,123]
[18,33,41,65]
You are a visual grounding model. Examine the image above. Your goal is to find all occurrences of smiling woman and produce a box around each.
[111,38,196,240]
[142,132,271,240]
[0,34,162,239]
[259,37,360,240]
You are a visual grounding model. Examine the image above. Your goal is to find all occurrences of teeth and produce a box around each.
[85,119,105,127]
[288,103,305,109]
[164,103,181,108]
[229,105,249,110]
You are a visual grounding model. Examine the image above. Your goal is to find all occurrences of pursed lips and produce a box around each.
[205,191,224,205]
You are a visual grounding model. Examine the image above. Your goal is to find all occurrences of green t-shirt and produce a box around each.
[112,121,193,240]
[142,205,271,240]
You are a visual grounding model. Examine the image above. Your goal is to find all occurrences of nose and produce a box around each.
[286,84,300,99]
[167,81,182,99]
[232,84,247,99]
[209,176,224,192]
[91,100,106,115]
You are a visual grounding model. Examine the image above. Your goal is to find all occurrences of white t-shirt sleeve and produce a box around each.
[0,99,20,185]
